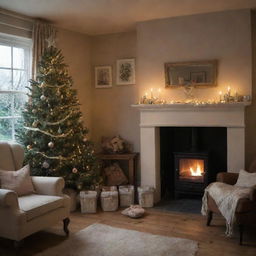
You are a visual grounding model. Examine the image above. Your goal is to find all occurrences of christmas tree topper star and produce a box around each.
[46,36,56,48]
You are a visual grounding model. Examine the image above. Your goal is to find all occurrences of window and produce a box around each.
[0,33,32,141]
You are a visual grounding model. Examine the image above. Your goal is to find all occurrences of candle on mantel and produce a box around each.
[227,86,231,96]
[234,91,238,102]
[150,88,153,99]
[219,91,222,102]
[158,88,161,99]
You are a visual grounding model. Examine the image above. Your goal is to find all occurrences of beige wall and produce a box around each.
[90,32,139,152]
[136,9,252,101]
[90,9,252,161]
[57,28,92,133]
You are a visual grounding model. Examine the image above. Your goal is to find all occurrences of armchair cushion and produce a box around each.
[235,169,256,188]
[18,194,64,221]
[32,176,64,196]
[0,165,35,196]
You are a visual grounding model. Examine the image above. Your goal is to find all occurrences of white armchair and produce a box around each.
[0,142,71,245]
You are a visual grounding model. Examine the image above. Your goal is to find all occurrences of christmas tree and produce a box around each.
[17,41,101,190]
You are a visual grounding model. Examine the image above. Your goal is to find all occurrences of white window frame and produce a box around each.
[0,33,32,141]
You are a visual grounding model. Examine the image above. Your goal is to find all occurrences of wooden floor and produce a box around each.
[0,209,256,256]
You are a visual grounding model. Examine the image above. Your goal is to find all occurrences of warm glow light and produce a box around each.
[219,91,222,95]
[150,88,153,92]
[190,164,203,176]
[227,86,231,92]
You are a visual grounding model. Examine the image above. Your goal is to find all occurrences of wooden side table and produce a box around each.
[98,153,139,185]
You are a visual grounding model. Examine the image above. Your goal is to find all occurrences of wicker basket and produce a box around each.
[119,185,134,207]
[138,186,155,208]
[80,191,97,213]
[63,188,78,212]
[100,186,118,211]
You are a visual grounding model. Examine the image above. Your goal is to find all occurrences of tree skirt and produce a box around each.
[36,223,198,256]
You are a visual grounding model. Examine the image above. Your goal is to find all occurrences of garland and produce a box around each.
[24,126,72,138]
[35,151,75,160]
[44,111,72,125]
[39,83,69,89]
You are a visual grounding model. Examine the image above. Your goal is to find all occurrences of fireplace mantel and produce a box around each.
[132,102,250,202]
[132,102,250,110]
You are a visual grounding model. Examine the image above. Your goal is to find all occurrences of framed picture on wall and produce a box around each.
[95,66,112,88]
[116,58,135,85]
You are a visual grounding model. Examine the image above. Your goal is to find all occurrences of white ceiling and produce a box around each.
[1,0,256,35]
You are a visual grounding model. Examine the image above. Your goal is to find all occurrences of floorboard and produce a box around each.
[0,209,255,256]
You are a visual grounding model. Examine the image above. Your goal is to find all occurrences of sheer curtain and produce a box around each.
[32,21,56,78]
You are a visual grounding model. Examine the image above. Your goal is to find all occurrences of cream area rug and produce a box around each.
[36,223,198,256]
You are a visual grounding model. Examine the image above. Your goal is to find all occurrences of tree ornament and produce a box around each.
[48,141,54,148]
[32,109,37,114]
[83,137,87,142]
[86,165,90,170]
[72,168,78,174]
[42,161,50,169]
[58,127,62,134]
[56,89,61,96]
[77,184,82,190]
[40,95,47,101]
[32,120,39,127]
[27,145,32,150]
[41,82,46,88]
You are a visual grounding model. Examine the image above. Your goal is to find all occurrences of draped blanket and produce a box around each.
[201,182,250,236]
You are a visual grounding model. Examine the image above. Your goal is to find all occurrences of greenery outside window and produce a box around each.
[0,33,32,141]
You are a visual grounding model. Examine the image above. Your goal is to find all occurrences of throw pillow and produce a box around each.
[104,162,128,186]
[0,165,35,196]
[235,169,256,188]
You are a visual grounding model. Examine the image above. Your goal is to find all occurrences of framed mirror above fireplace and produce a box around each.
[164,60,217,87]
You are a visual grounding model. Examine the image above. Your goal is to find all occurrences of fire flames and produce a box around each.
[189,164,203,176]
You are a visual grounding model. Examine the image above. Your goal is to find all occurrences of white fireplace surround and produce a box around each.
[132,103,250,202]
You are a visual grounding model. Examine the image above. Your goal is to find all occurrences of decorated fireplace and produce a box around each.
[132,103,248,202]
[174,152,208,198]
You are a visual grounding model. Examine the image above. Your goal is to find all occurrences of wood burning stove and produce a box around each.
[174,152,208,198]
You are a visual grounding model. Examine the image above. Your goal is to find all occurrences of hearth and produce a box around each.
[174,152,208,198]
